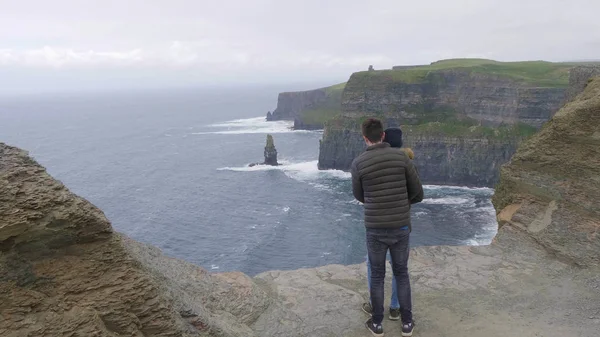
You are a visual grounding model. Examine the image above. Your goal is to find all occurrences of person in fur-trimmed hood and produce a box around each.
[383,127,414,159]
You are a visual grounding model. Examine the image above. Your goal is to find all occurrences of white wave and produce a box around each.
[282,161,351,181]
[421,197,472,205]
[218,160,350,185]
[210,264,220,270]
[191,116,319,135]
[463,204,498,246]
[463,238,482,246]
[282,206,290,213]
[217,160,349,193]
[424,184,494,193]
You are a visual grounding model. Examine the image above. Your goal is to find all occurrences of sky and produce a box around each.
[1,0,599,94]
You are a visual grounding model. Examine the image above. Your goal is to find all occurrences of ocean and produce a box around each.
[0,86,497,276]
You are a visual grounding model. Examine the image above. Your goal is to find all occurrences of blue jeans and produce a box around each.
[366,255,399,309]
[366,227,412,325]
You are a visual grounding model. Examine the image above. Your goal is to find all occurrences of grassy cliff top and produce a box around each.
[352,59,577,87]
[324,82,346,94]
[297,82,346,125]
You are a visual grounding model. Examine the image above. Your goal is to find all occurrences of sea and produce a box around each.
[0,86,497,276]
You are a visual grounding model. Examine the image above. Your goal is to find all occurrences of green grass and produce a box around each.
[325,114,538,140]
[324,82,346,94]
[299,107,341,126]
[352,59,574,87]
[405,121,538,139]
[297,82,346,125]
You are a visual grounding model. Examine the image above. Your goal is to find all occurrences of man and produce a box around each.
[362,128,405,320]
[351,119,424,337]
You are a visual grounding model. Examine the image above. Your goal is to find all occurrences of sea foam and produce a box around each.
[192,117,321,135]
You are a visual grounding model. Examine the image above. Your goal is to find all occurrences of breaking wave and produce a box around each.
[218,160,350,189]
[219,159,497,247]
[421,197,473,205]
[191,117,320,135]
[424,184,493,193]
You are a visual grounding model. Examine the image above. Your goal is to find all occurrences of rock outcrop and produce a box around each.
[263,134,278,166]
[492,76,600,267]
[566,65,600,101]
[249,134,279,167]
[0,143,272,337]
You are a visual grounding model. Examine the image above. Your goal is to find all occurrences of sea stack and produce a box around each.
[263,134,278,166]
[248,134,279,167]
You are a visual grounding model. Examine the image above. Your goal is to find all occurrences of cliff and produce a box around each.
[318,59,576,186]
[319,119,530,186]
[492,76,600,267]
[566,65,600,101]
[0,143,272,337]
[267,83,345,130]
[342,60,570,127]
[2,131,600,336]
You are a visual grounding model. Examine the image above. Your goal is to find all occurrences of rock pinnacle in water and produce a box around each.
[264,134,278,166]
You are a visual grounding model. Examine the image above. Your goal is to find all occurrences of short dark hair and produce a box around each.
[361,118,384,143]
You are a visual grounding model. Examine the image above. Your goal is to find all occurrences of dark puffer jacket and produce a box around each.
[351,143,424,230]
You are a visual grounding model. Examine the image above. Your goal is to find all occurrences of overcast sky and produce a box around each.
[1,0,599,94]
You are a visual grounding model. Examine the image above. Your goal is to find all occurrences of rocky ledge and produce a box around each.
[2,77,600,337]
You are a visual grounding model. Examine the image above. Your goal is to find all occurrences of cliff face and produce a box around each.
[342,69,567,128]
[0,143,272,337]
[492,76,600,267]
[318,61,573,186]
[268,83,346,129]
[319,122,523,187]
[268,89,327,121]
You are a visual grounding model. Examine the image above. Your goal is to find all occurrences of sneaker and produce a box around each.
[365,318,384,336]
[401,321,414,337]
[388,308,400,321]
[362,302,373,315]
